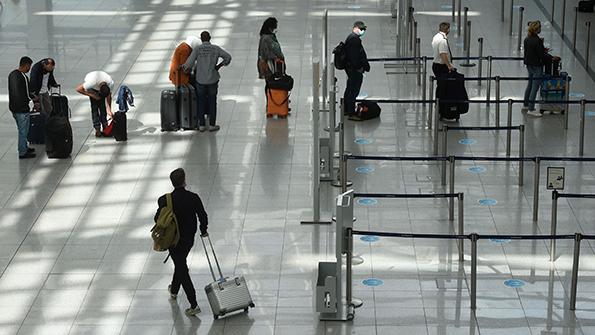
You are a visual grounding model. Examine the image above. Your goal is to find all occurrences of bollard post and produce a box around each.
[338,99,346,191]
[346,227,354,307]
[570,233,582,310]
[329,68,337,182]
[586,22,592,70]
[510,0,515,36]
[449,156,455,220]
[561,0,567,37]
[429,76,435,129]
[413,21,419,63]
[501,0,505,22]
[478,38,484,86]
[341,153,348,193]
[457,0,462,37]
[408,7,414,52]
[532,157,541,223]
[495,76,501,126]
[442,125,448,187]
[416,38,421,86]
[506,99,513,157]
[579,99,586,156]
[422,57,428,104]
[487,56,493,106]
[573,7,578,53]
[433,98,440,155]
[458,193,464,262]
[463,7,469,51]
[519,125,525,187]
[564,77,571,130]
[549,190,559,262]
[517,7,524,50]
[464,22,473,66]
[470,233,478,310]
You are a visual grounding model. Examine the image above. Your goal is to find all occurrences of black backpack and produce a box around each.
[349,101,381,121]
[333,42,347,70]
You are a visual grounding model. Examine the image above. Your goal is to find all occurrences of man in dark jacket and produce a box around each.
[8,56,36,159]
[154,168,208,316]
[343,21,370,116]
[29,58,59,115]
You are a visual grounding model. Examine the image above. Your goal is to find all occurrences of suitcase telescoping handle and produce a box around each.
[200,235,224,282]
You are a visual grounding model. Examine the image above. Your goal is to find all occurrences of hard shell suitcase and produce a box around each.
[186,84,199,129]
[28,112,47,144]
[540,72,567,114]
[266,88,289,118]
[113,111,127,141]
[437,70,469,121]
[160,89,179,131]
[50,86,70,118]
[46,116,73,159]
[179,85,193,130]
[201,236,254,320]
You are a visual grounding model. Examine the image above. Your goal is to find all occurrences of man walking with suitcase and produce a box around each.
[8,56,36,159]
[182,31,232,132]
[75,71,114,137]
[30,58,59,115]
[154,168,209,316]
[343,21,370,116]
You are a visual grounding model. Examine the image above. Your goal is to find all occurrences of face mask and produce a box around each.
[359,30,366,37]
[273,29,278,34]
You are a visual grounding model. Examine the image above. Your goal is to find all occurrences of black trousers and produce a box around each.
[432,63,449,98]
[170,245,197,308]
[343,69,363,116]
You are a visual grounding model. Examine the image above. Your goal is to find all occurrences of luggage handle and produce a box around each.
[200,235,224,282]
[50,84,61,96]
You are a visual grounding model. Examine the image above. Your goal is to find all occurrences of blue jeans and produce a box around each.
[89,93,108,130]
[12,112,30,156]
[524,65,543,111]
[196,82,218,126]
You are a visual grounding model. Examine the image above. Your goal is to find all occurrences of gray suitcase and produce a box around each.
[160,89,179,131]
[179,85,194,130]
[201,235,254,319]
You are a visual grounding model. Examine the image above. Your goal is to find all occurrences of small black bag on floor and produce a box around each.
[579,0,594,12]
[113,111,127,142]
[349,101,381,121]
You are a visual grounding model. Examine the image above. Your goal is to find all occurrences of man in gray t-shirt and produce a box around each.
[182,31,231,132]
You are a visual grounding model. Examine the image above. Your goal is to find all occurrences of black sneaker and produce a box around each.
[27,147,35,153]
[19,152,36,159]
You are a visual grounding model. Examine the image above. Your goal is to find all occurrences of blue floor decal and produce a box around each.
[357,198,378,206]
[468,166,486,174]
[355,166,375,174]
[459,138,477,145]
[362,278,384,287]
[478,198,498,206]
[504,279,526,288]
[354,138,373,145]
[360,236,380,243]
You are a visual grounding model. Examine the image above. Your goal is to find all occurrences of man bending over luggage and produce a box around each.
[30,58,59,115]
[182,31,232,132]
[76,71,114,137]
[155,168,209,316]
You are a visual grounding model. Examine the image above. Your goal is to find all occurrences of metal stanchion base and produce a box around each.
[332,216,357,222]
[331,180,353,188]
[324,126,340,132]
[342,255,365,265]
[351,298,363,308]
[334,151,352,158]
[459,63,476,67]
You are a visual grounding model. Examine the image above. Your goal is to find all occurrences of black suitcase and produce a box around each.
[544,53,561,76]
[187,84,198,129]
[28,112,47,144]
[179,85,194,130]
[437,70,469,121]
[579,0,594,12]
[46,116,73,159]
[113,111,127,142]
[160,89,179,131]
[50,86,70,118]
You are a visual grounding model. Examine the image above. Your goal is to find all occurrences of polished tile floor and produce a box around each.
[0,0,594,334]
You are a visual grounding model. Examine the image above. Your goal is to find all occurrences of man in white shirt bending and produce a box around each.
[76,71,114,137]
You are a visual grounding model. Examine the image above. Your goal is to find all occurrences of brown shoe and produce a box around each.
[95,130,103,138]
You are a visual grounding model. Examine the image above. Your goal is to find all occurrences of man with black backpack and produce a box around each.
[342,21,370,116]
[154,168,209,316]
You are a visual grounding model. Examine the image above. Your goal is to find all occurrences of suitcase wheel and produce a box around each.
[266,113,273,118]
[213,315,218,320]
[249,303,255,308]
[244,307,249,312]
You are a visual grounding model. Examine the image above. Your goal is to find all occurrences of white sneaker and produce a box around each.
[527,110,543,117]
[520,106,529,112]
[168,285,177,300]
[209,125,220,132]
[185,306,201,316]
[198,126,207,132]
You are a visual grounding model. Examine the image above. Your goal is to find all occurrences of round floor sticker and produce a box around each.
[357,198,378,206]
[490,238,512,244]
[569,92,585,98]
[355,166,375,174]
[360,235,380,243]
[362,278,384,287]
[478,198,498,206]
[468,166,486,174]
[354,138,373,145]
[504,279,526,288]
[458,138,477,145]
[441,5,453,9]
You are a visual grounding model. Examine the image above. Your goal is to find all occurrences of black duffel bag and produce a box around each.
[349,101,381,121]
[266,74,294,91]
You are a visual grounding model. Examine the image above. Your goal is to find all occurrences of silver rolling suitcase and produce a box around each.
[201,235,254,319]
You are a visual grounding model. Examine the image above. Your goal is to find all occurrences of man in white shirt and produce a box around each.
[76,71,114,137]
[431,22,454,78]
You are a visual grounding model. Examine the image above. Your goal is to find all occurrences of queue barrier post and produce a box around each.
[501,0,505,22]
[570,233,582,310]
[458,193,464,262]
[328,70,337,183]
[470,233,478,310]
[442,125,448,187]
[550,190,559,261]
[519,125,525,187]
[486,56,492,106]
[517,7,524,51]
[580,99,586,156]
[509,0,515,36]
[449,156,456,221]
[506,99,513,157]
[551,0,555,23]
[533,157,541,222]
[463,7,469,51]
[422,57,428,104]
[433,98,440,155]
[345,227,353,310]
[408,7,414,52]
[586,22,592,70]
[457,0,462,37]
[561,0,567,37]
[495,76,501,126]
[416,38,421,86]
[478,38,484,86]
[573,7,578,53]
[565,77,571,130]
[429,76,435,129]
[452,0,456,22]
